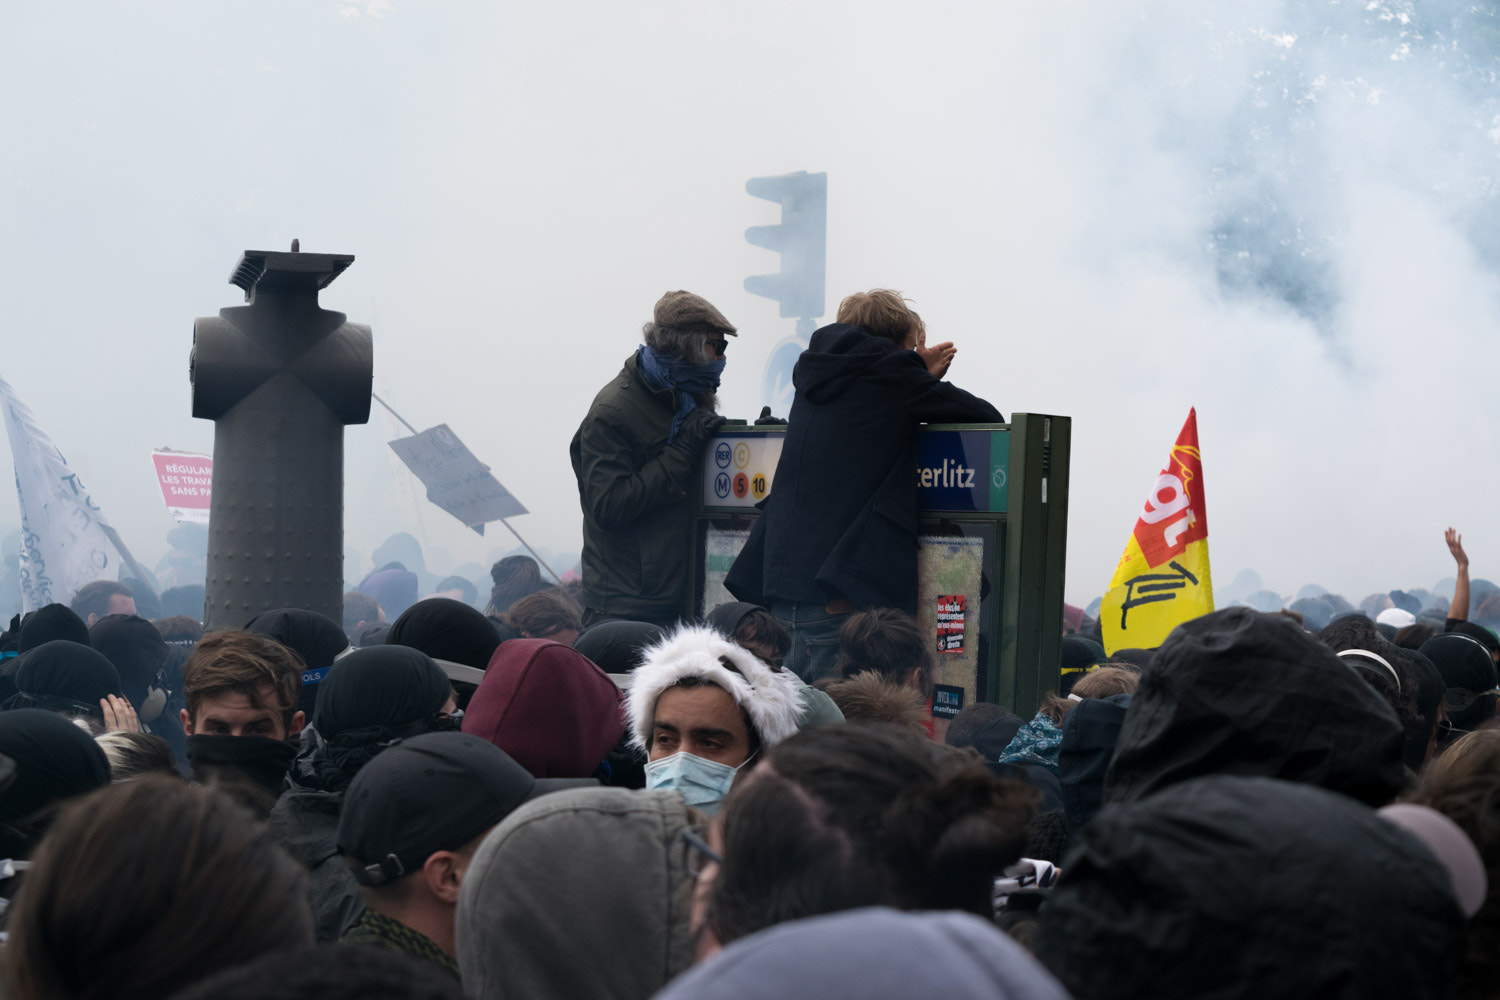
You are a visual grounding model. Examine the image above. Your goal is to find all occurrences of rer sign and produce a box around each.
[703,426,1010,514]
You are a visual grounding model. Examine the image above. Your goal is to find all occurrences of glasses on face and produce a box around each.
[682,827,724,879]
[705,336,728,356]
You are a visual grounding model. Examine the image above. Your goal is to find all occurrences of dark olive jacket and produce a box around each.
[570,353,701,619]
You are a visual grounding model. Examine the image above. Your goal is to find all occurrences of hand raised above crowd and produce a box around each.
[1446,526,1472,622]
[1446,527,1468,569]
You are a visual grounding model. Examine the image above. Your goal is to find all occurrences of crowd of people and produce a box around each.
[0,290,1495,999]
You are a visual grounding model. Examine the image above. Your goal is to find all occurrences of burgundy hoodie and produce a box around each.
[462,638,625,779]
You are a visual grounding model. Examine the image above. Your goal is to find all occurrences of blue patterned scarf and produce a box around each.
[999,712,1066,773]
[636,344,726,442]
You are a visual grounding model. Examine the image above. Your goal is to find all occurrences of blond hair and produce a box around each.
[836,289,925,345]
[1036,666,1140,724]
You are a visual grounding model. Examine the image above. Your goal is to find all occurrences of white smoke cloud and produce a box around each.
[0,0,1496,611]
[1047,0,1500,605]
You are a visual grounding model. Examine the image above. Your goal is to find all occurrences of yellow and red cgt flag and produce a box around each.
[1101,408,1213,654]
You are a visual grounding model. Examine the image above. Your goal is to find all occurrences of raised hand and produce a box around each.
[914,328,957,379]
[100,694,141,733]
[1446,527,1469,569]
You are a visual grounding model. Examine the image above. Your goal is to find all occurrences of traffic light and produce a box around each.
[744,171,827,320]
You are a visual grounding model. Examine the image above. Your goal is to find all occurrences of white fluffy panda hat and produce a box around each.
[627,623,804,752]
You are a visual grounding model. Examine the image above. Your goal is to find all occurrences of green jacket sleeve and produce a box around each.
[575,404,697,530]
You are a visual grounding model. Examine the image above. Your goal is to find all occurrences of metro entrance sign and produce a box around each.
[914,428,1009,514]
[702,434,783,509]
[695,415,1069,719]
[700,426,1010,514]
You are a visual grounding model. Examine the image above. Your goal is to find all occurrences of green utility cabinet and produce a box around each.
[694,414,1071,729]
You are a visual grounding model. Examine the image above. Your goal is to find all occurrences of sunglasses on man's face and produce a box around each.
[705,336,728,355]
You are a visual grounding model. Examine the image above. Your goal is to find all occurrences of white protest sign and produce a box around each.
[387,424,526,535]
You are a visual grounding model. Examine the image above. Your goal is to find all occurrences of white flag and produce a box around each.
[0,375,132,612]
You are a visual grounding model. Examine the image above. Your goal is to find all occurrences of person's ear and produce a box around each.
[180,708,194,736]
[423,851,464,905]
[288,710,305,737]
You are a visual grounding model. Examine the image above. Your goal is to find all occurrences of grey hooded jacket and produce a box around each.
[456,787,699,1000]
[654,906,1071,1000]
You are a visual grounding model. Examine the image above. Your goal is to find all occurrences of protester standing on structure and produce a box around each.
[571,291,737,628]
[726,290,1001,680]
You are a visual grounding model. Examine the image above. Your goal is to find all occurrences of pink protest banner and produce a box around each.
[151,451,212,524]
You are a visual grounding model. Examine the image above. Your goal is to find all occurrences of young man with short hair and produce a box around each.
[336,731,587,976]
[70,580,136,626]
[342,590,384,645]
[179,628,304,797]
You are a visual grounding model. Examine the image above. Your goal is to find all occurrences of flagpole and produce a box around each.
[99,524,159,601]
[369,393,562,584]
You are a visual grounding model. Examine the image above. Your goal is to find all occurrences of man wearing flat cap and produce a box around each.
[571,291,736,628]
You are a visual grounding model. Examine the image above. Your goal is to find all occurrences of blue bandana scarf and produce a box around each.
[636,345,726,443]
[998,712,1066,773]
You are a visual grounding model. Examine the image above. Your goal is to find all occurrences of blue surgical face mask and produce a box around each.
[645,751,740,816]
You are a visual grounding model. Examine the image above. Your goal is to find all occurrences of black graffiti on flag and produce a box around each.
[1118,561,1200,629]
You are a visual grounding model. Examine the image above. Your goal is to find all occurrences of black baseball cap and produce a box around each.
[337,731,592,886]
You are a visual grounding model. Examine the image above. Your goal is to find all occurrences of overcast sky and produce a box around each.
[3,0,1498,605]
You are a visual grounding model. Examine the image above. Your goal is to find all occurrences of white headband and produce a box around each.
[1337,649,1401,691]
[1446,632,1491,657]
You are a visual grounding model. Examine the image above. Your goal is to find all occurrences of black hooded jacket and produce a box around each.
[1058,692,1131,837]
[1421,632,1499,747]
[386,598,500,671]
[3,640,122,723]
[17,604,90,653]
[0,709,111,859]
[88,614,186,762]
[268,646,456,942]
[1104,607,1407,808]
[246,608,350,718]
[1037,776,1465,1000]
[725,324,1001,612]
[0,605,92,705]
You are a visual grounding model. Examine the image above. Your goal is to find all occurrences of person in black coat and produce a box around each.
[725,290,1001,681]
